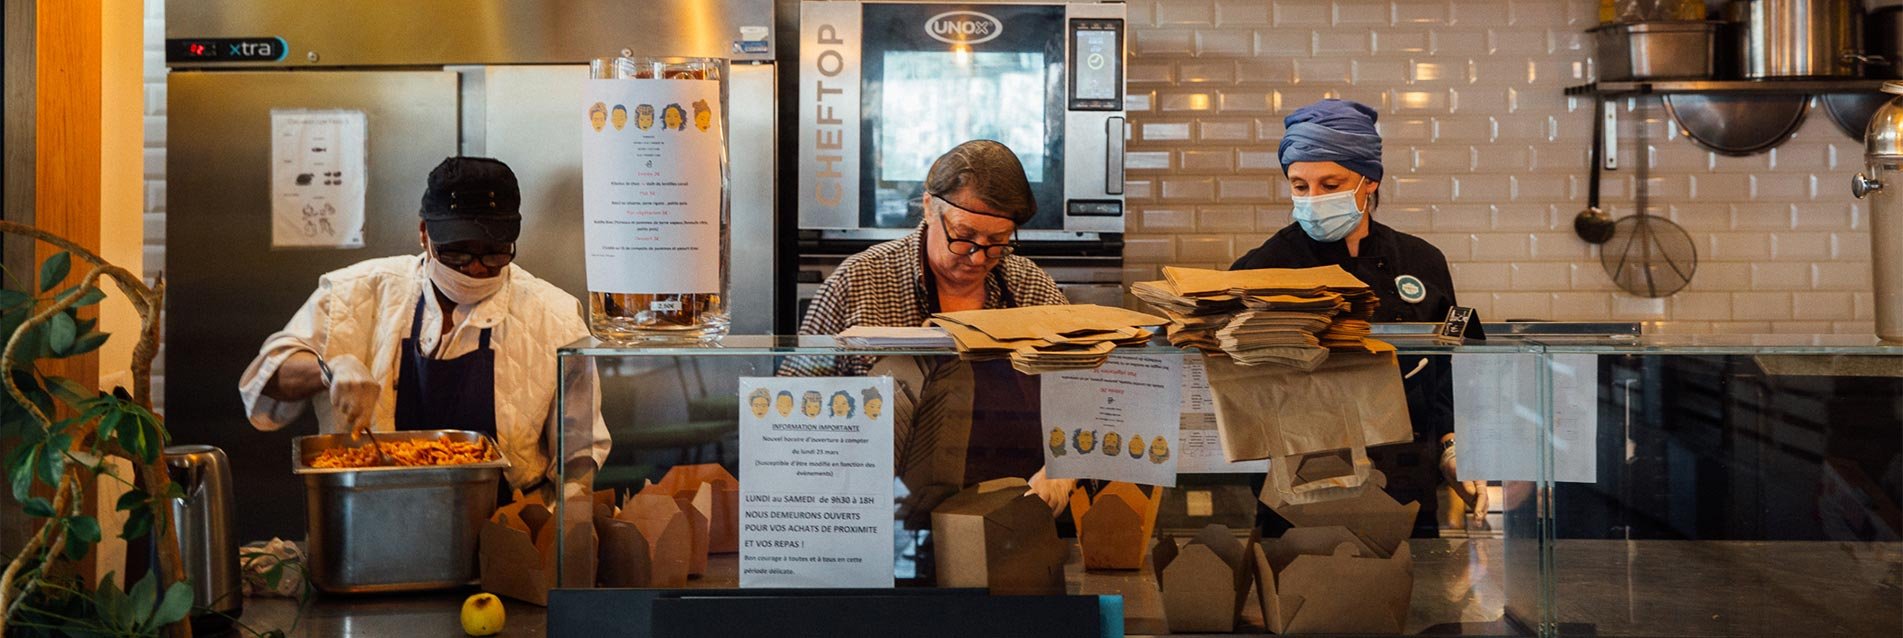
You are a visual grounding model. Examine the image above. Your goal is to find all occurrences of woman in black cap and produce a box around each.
[238,156,611,503]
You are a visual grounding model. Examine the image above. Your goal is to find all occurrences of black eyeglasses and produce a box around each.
[927,193,1020,259]
[433,244,516,269]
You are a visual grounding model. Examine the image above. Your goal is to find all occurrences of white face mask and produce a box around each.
[426,253,507,305]
[1289,177,1367,243]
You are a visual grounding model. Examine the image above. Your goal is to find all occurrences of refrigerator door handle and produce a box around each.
[1105,116,1125,196]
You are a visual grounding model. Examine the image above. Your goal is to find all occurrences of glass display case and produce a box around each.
[554,332,1903,637]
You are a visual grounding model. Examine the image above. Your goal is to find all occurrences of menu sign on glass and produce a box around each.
[581,79,723,295]
[736,377,895,588]
[1040,355,1182,487]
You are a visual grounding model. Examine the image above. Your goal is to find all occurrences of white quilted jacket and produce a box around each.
[238,255,611,489]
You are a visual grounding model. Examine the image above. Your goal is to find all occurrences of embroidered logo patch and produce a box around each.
[1396,275,1427,304]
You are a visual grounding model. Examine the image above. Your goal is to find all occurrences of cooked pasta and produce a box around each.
[309,437,497,469]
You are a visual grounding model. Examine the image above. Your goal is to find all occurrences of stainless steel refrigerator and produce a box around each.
[165,0,780,540]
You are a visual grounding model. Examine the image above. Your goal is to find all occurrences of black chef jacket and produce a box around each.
[1232,220,1458,537]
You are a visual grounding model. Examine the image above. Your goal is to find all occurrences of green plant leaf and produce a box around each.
[0,289,29,311]
[38,252,71,293]
[44,375,90,408]
[56,286,105,308]
[68,331,110,355]
[47,312,76,356]
[116,488,147,511]
[120,508,152,541]
[11,443,42,500]
[38,432,70,486]
[146,581,194,629]
[68,514,101,543]
[21,496,54,517]
[128,572,157,624]
[96,572,134,628]
[98,409,125,442]
[160,482,184,500]
[62,531,92,561]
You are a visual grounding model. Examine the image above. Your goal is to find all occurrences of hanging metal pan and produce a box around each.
[1822,92,1893,141]
[1662,93,1812,156]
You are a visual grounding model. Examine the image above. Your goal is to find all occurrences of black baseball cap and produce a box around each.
[419,157,523,244]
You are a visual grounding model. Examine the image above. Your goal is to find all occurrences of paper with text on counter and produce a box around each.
[1040,355,1182,486]
[1178,357,1269,474]
[737,377,894,588]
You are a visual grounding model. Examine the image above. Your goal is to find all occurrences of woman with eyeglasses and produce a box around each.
[795,140,1080,516]
[238,157,611,505]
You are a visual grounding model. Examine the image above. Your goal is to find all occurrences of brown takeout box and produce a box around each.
[622,492,697,586]
[639,463,741,553]
[1067,482,1163,570]
[480,495,596,606]
[1254,472,1418,635]
[930,478,1069,595]
[1151,524,1259,633]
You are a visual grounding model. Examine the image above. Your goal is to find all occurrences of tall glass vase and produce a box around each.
[582,54,732,342]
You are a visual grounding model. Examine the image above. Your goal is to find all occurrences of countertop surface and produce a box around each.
[229,538,1901,637]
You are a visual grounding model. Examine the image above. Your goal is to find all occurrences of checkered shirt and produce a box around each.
[790,226,1069,376]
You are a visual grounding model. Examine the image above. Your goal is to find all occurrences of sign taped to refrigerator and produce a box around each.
[269,109,367,249]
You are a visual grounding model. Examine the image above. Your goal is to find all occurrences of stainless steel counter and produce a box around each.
[232,538,1901,637]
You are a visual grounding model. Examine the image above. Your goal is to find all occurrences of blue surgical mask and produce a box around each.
[1290,178,1366,242]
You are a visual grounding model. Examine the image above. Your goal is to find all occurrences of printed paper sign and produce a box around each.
[581,78,724,294]
[1177,357,1269,474]
[738,376,894,588]
[1453,354,1599,483]
[1040,355,1182,486]
[270,110,366,249]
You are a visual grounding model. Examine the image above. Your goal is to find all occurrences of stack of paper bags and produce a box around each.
[1133,265,1387,371]
[926,304,1167,375]
[1253,471,1418,635]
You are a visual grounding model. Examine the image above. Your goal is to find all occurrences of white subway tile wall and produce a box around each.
[135,1,1876,338]
[1122,0,1873,334]
[144,0,166,410]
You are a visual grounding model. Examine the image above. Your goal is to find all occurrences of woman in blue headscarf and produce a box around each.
[1234,99,1478,537]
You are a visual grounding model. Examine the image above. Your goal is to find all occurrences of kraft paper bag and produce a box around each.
[934,304,1167,343]
[1164,264,1368,297]
[1203,349,1413,463]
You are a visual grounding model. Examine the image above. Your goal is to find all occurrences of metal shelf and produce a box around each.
[1566,79,1894,98]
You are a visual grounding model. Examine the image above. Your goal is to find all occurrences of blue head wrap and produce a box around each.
[1277,99,1384,183]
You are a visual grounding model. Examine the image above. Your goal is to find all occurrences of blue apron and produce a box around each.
[392,293,510,501]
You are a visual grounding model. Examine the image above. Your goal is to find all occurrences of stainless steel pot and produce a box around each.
[164,445,241,626]
[1851,81,1903,342]
[292,430,510,593]
[1871,6,1903,79]
[1738,0,1876,78]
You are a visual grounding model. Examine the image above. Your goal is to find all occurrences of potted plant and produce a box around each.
[0,221,192,637]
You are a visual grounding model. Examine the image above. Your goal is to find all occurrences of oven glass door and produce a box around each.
[859,3,1065,230]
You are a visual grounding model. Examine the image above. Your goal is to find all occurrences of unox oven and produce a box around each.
[797,0,1127,238]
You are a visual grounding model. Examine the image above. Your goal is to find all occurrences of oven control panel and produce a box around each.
[1068,19,1123,111]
